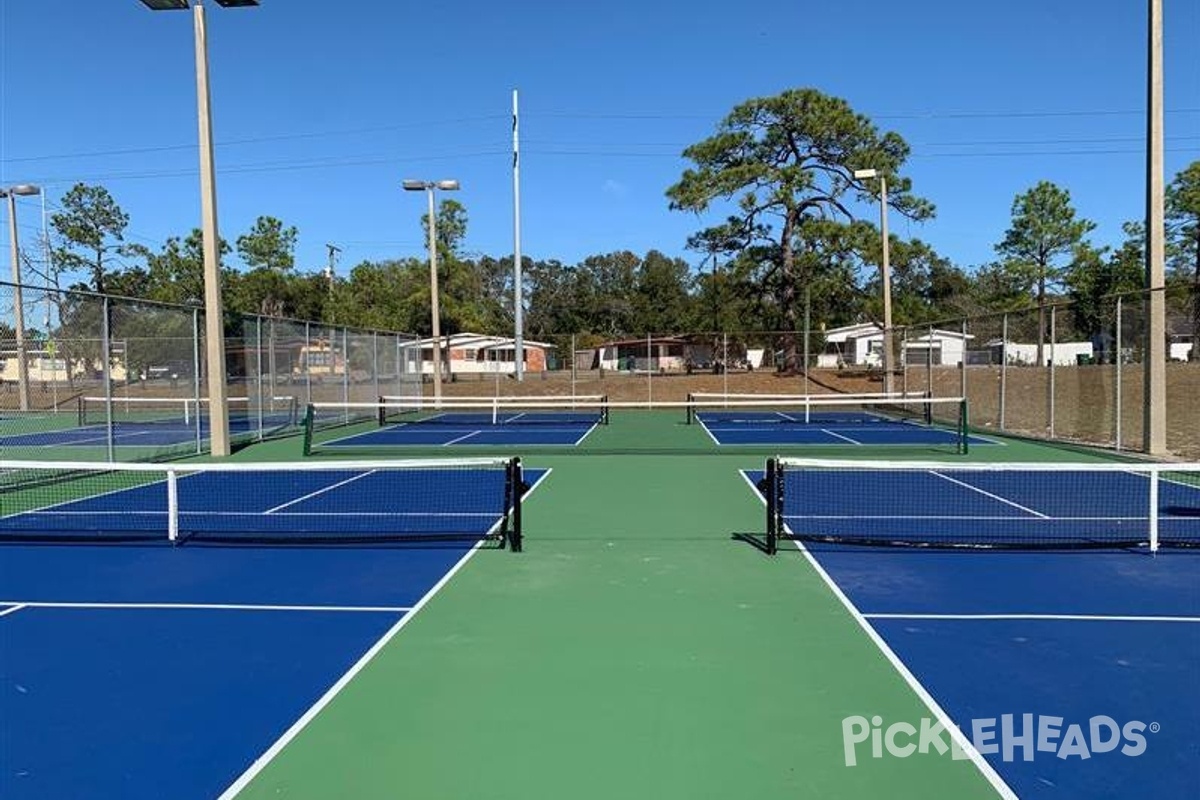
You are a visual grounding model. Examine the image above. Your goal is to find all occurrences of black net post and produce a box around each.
[507,457,524,552]
[959,399,970,455]
[765,457,779,555]
[301,404,315,456]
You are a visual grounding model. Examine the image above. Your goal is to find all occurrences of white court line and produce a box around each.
[737,469,1019,800]
[0,604,27,618]
[217,467,553,800]
[930,471,1049,519]
[864,613,1200,623]
[443,430,482,446]
[0,601,410,613]
[821,428,862,445]
[783,514,1149,521]
[22,510,498,518]
[694,415,722,446]
[572,421,602,447]
[265,471,376,514]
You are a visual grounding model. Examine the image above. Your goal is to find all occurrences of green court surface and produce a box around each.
[221,412,1124,799]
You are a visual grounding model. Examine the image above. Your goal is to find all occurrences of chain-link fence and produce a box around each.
[0,281,421,463]
[423,287,1197,459]
[3,281,1194,460]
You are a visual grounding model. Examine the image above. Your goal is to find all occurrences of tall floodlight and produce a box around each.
[854,168,894,393]
[139,0,259,456]
[403,179,461,405]
[1144,0,1166,455]
[512,89,524,381]
[2,184,42,411]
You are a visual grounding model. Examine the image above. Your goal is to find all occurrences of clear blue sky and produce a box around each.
[1,0,1197,285]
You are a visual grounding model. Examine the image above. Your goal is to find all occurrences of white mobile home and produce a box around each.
[815,323,884,368]
[901,329,975,367]
[407,333,554,376]
[988,339,1094,366]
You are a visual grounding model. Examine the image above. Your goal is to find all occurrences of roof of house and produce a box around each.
[904,329,976,342]
[823,322,883,341]
[596,336,692,347]
[406,333,555,349]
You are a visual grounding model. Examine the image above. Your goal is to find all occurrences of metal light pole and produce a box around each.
[1144,0,1167,455]
[403,179,460,406]
[140,0,259,456]
[512,89,524,381]
[3,184,41,411]
[854,168,894,393]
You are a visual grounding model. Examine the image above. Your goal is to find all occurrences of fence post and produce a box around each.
[723,332,729,397]
[926,324,934,397]
[960,318,968,399]
[255,316,264,440]
[192,308,202,454]
[571,333,577,397]
[1048,305,1056,438]
[1000,313,1008,431]
[1115,297,1123,451]
[304,321,312,407]
[102,296,115,462]
[341,327,350,412]
[646,332,652,406]
[372,331,379,403]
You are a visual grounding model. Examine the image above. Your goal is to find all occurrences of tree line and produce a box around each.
[25,88,1200,363]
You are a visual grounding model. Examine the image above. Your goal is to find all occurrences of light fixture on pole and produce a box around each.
[139,0,259,456]
[403,179,460,406]
[2,184,41,412]
[853,168,894,394]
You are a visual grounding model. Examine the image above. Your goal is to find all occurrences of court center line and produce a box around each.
[0,601,411,613]
[929,470,1049,518]
[864,612,1200,623]
[0,604,27,618]
[443,430,482,446]
[737,469,1019,800]
[821,428,862,445]
[264,470,377,514]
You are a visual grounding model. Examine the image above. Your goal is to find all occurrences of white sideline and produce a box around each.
[738,469,1019,800]
[216,467,553,799]
[864,612,1200,623]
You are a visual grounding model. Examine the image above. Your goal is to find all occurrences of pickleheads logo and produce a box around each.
[841,714,1156,766]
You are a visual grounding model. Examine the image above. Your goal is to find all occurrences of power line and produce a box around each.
[0,115,509,165]
[528,107,1200,121]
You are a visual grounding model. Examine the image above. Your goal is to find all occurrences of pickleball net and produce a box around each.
[78,395,300,430]
[688,394,970,453]
[0,457,526,549]
[303,395,609,454]
[757,457,1200,553]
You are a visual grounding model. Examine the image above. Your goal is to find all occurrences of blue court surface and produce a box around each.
[695,410,991,448]
[0,466,548,799]
[321,414,600,448]
[742,468,1200,799]
[0,414,294,448]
